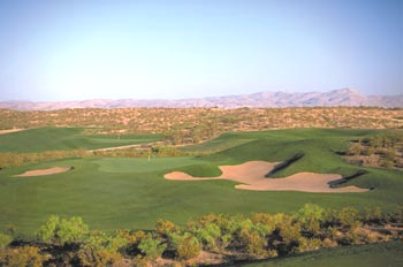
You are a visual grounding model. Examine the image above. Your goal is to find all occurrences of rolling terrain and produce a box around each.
[0,128,402,234]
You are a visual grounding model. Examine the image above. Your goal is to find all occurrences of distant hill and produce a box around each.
[1,88,402,110]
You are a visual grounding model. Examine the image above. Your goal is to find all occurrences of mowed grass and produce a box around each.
[0,127,161,152]
[0,128,402,235]
[244,241,403,267]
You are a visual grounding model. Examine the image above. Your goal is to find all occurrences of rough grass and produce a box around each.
[243,241,403,267]
[0,127,162,152]
[0,128,402,235]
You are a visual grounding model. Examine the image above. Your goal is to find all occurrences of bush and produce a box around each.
[77,248,123,267]
[0,246,48,267]
[337,207,361,228]
[83,230,129,254]
[251,213,276,236]
[277,222,301,244]
[0,232,12,249]
[364,207,383,223]
[37,215,89,245]
[297,237,322,253]
[239,228,267,257]
[176,235,201,260]
[381,160,394,169]
[155,219,177,236]
[193,223,221,251]
[138,234,166,260]
[295,204,325,233]
[348,143,362,155]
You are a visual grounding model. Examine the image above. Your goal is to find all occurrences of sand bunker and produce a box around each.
[14,166,72,177]
[164,161,368,193]
[0,128,25,135]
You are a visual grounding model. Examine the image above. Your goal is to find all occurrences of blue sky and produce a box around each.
[0,0,402,101]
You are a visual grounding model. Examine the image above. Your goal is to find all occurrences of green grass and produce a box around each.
[243,241,403,267]
[0,128,402,235]
[0,127,162,152]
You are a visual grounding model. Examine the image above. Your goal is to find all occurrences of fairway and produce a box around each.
[0,127,161,152]
[0,128,402,235]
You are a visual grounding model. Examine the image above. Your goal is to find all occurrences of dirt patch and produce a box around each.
[14,166,72,177]
[164,161,368,193]
[0,128,25,135]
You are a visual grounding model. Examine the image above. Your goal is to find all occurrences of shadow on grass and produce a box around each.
[265,152,305,177]
[328,170,374,190]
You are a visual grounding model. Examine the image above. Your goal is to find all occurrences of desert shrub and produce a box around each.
[0,232,12,249]
[340,227,363,245]
[138,234,166,260]
[155,219,177,237]
[363,146,375,156]
[37,215,89,245]
[239,228,267,257]
[77,248,123,267]
[383,148,396,161]
[324,226,342,241]
[175,235,201,260]
[348,143,362,155]
[337,207,361,228]
[192,213,240,237]
[83,230,130,254]
[295,204,325,234]
[37,215,60,243]
[0,246,48,267]
[321,237,338,248]
[364,207,383,223]
[276,220,301,244]
[296,237,322,253]
[77,230,137,266]
[251,213,276,236]
[193,223,221,251]
[381,160,394,169]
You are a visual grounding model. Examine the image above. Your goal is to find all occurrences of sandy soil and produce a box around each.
[164,161,368,193]
[14,166,72,177]
[0,128,25,135]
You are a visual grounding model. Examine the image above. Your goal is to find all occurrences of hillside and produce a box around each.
[1,88,402,110]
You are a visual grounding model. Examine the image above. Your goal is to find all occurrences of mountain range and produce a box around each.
[1,88,402,110]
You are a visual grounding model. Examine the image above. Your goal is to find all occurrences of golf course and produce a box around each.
[0,127,402,234]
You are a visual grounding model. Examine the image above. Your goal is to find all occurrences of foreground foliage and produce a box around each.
[0,205,401,266]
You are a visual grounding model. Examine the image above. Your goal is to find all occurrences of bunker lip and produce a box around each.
[164,161,369,193]
[14,166,73,177]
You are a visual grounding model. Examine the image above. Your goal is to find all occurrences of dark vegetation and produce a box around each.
[0,205,401,266]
